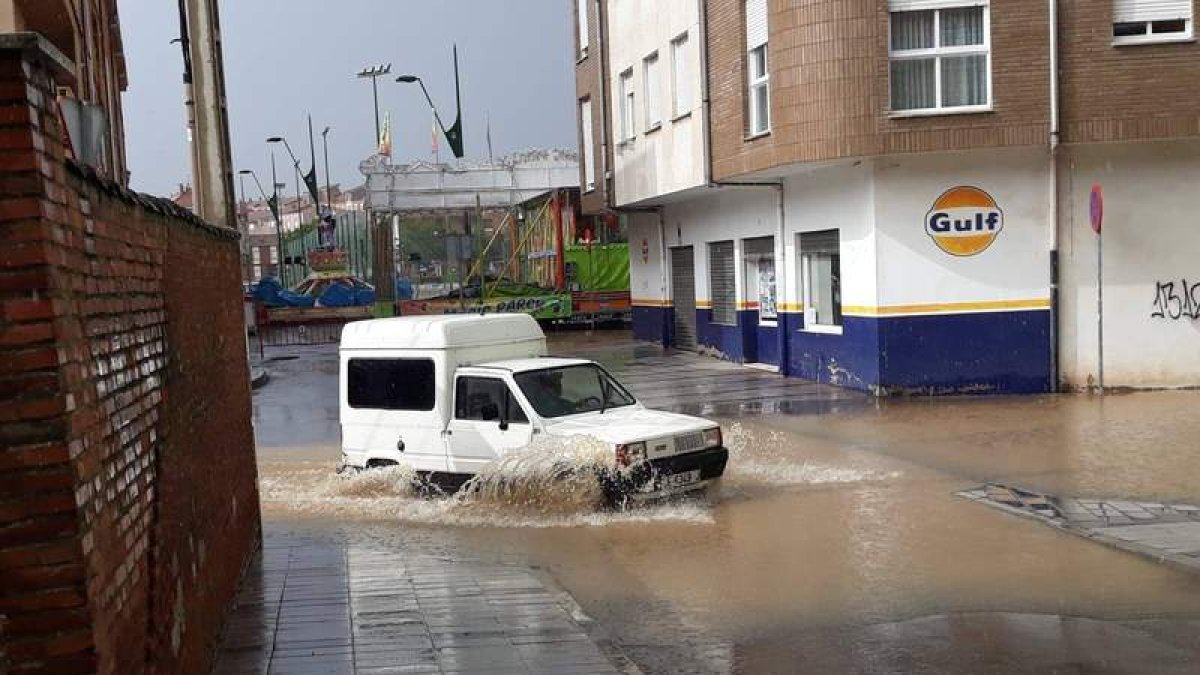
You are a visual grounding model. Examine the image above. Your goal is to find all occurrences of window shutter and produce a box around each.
[890,0,987,10]
[745,0,768,50]
[1113,0,1193,23]
[800,230,839,256]
[580,100,594,190]
[577,0,589,51]
[709,241,737,325]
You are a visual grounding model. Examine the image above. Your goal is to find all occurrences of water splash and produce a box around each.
[723,422,901,486]
[260,434,713,528]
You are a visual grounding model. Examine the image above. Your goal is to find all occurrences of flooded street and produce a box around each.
[251,332,1200,674]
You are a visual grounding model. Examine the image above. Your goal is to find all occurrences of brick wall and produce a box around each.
[0,35,260,675]
[575,0,611,215]
[708,0,1200,181]
[1058,0,1200,143]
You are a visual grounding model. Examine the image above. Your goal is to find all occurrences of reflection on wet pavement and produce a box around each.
[241,330,1200,674]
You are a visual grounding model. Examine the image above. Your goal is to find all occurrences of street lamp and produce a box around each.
[396,46,464,158]
[240,168,285,285]
[321,126,333,212]
[267,136,307,231]
[357,63,392,147]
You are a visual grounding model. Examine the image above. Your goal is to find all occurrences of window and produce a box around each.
[579,98,595,191]
[455,377,528,423]
[252,247,262,265]
[799,230,842,330]
[577,0,589,57]
[708,241,737,326]
[347,358,435,411]
[745,0,770,135]
[643,51,662,131]
[1113,0,1192,44]
[743,237,777,324]
[671,33,691,118]
[619,68,635,141]
[513,365,635,419]
[889,2,990,113]
[269,246,278,264]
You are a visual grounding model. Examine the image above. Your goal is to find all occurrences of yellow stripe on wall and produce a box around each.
[778,302,804,313]
[842,298,1051,317]
[631,298,672,308]
[696,300,713,309]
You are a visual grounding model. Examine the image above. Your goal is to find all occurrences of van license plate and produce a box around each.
[659,469,701,490]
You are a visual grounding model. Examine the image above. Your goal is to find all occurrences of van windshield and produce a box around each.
[513,364,636,419]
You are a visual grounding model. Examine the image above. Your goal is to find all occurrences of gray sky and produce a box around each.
[118,0,576,198]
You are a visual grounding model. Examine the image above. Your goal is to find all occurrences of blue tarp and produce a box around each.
[253,277,316,307]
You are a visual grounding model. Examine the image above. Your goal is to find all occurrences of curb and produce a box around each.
[250,367,269,390]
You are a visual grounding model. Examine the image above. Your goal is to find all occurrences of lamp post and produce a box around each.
[239,168,284,286]
[321,126,333,212]
[396,46,464,159]
[357,64,392,147]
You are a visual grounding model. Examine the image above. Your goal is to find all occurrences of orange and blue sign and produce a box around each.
[925,186,1004,257]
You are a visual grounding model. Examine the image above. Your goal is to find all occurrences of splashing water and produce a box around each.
[259,433,715,528]
[722,422,902,486]
[258,423,899,528]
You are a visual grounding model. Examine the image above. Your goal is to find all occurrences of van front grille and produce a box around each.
[674,432,705,454]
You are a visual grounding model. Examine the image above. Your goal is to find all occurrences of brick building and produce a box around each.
[1,7,260,675]
[574,0,1200,393]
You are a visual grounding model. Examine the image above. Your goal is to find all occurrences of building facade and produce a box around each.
[575,0,1200,394]
[1,0,128,183]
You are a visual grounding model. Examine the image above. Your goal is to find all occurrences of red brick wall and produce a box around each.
[575,0,611,215]
[0,36,260,675]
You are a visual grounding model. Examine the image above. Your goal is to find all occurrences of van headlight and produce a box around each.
[703,427,722,448]
[615,442,646,468]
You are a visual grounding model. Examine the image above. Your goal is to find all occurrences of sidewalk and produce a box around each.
[960,484,1200,574]
[212,529,630,675]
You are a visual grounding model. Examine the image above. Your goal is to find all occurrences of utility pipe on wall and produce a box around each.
[1048,0,1060,392]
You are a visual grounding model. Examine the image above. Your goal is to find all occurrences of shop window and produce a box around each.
[743,236,777,325]
[889,2,990,113]
[799,230,842,332]
[708,241,736,326]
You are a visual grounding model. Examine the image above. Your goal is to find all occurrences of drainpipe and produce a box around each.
[1048,0,1060,392]
[697,0,713,188]
[658,207,670,346]
[594,0,613,210]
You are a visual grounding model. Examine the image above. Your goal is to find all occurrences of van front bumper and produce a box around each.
[603,445,729,500]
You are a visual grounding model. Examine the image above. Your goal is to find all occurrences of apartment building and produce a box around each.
[574,0,1200,394]
[1,0,128,183]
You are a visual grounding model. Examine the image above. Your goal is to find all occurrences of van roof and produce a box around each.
[340,314,545,350]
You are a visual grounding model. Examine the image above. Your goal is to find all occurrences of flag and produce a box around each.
[485,112,494,164]
[445,45,464,159]
[267,194,280,222]
[378,112,392,157]
[431,110,439,160]
[303,166,320,207]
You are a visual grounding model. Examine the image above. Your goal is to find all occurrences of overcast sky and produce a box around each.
[117,0,576,197]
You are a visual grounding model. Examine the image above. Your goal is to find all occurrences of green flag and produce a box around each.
[303,166,320,207]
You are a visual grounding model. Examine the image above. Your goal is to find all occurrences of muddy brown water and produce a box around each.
[252,334,1200,674]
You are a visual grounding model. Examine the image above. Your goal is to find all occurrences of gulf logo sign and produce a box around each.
[925,186,1004,257]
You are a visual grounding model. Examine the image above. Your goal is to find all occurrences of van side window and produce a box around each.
[347,358,435,410]
[456,377,529,424]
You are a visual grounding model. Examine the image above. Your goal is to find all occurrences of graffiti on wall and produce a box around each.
[1150,279,1200,320]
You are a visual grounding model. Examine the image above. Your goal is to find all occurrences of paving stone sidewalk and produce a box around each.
[213,530,632,675]
[960,484,1200,573]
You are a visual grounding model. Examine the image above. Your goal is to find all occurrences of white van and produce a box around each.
[338,314,727,501]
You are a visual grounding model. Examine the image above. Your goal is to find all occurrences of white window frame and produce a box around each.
[618,68,636,143]
[670,32,691,120]
[643,51,662,132]
[577,0,589,58]
[1112,1,1194,45]
[888,1,992,117]
[579,98,595,192]
[798,231,842,334]
[746,44,770,136]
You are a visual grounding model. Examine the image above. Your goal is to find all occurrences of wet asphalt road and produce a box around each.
[249,330,1200,674]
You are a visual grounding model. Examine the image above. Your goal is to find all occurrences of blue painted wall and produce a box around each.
[633,306,1051,395]
[632,306,667,345]
[877,309,1052,394]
